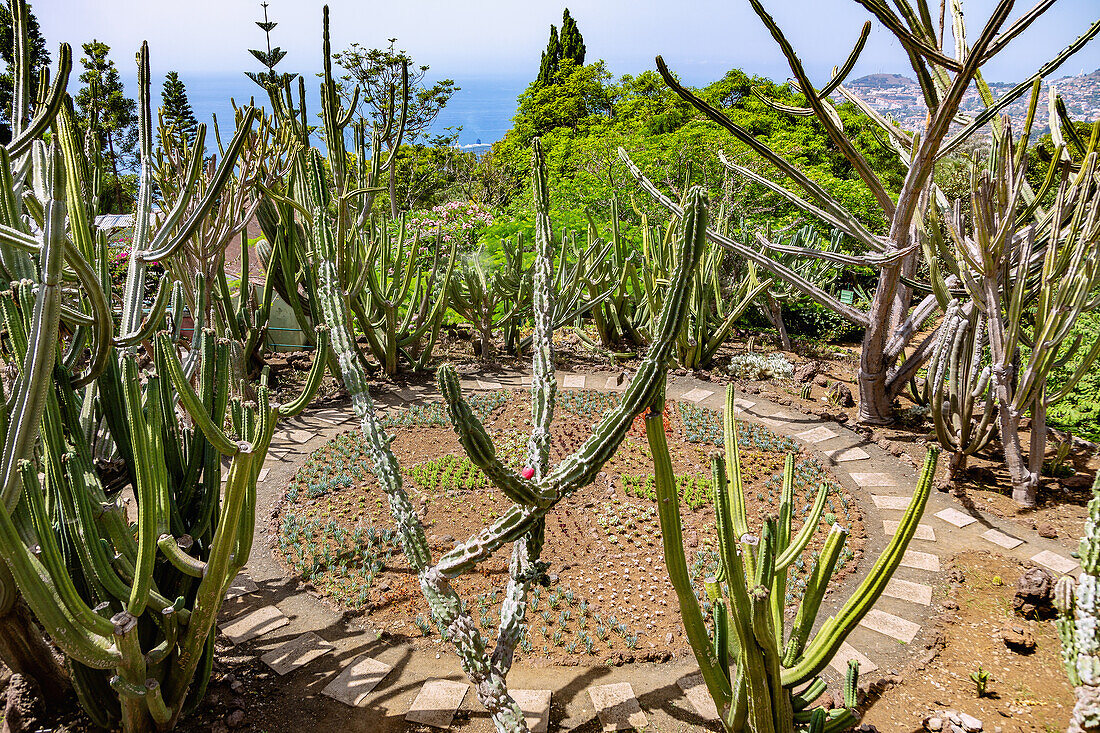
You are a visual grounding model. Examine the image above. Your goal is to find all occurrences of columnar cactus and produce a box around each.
[647,383,938,732]
[1055,474,1100,732]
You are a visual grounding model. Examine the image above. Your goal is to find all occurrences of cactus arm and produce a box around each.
[775,482,829,570]
[784,447,938,685]
[276,327,330,417]
[63,240,113,388]
[155,332,241,457]
[121,359,160,617]
[527,137,556,477]
[646,408,734,718]
[114,275,171,348]
[6,43,71,159]
[722,385,750,537]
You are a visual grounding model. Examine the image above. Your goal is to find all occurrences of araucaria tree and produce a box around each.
[159,71,199,148]
[245,1,297,91]
[75,39,138,212]
[333,39,458,218]
[636,0,1100,426]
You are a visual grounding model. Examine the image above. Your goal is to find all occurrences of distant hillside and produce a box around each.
[837,68,1100,136]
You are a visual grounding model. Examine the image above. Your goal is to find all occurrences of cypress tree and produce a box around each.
[160,71,199,147]
[536,24,559,86]
[559,9,585,67]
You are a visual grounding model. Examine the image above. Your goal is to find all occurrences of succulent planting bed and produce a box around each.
[275,389,865,665]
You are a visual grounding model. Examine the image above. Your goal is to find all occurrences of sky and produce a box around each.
[32,0,1100,86]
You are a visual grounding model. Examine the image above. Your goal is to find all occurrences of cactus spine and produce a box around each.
[648,383,938,732]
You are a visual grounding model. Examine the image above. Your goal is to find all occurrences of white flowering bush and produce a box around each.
[728,352,794,381]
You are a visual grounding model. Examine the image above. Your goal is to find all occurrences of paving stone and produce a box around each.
[396,389,418,403]
[321,655,393,707]
[850,472,897,487]
[260,632,334,675]
[681,387,714,403]
[981,528,1024,550]
[733,398,756,410]
[859,608,921,643]
[1031,550,1079,575]
[934,507,977,528]
[884,578,933,606]
[588,682,648,732]
[406,679,469,729]
[829,642,877,674]
[477,380,503,390]
[900,550,941,572]
[218,605,289,645]
[794,426,839,444]
[759,412,797,428]
[510,689,552,733]
[883,520,936,541]
[604,375,627,390]
[520,376,532,386]
[224,574,258,600]
[273,429,312,444]
[257,468,270,483]
[562,374,586,389]
[824,446,870,462]
[314,410,352,424]
[872,494,912,510]
[676,674,718,722]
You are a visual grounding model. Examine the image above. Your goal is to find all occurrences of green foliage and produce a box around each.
[1046,311,1100,442]
[245,1,297,90]
[0,0,48,142]
[537,9,586,86]
[158,71,199,148]
[74,40,137,212]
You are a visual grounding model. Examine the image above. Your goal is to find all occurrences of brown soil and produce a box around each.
[863,550,1073,731]
[275,389,865,665]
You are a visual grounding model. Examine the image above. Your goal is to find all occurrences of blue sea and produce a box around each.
[125,71,530,151]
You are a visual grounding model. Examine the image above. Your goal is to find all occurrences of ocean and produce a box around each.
[132,71,530,150]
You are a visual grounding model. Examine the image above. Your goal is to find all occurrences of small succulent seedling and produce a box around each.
[970,665,991,697]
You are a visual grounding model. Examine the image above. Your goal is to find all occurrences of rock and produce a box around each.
[826,381,855,407]
[949,568,966,584]
[1014,566,1055,618]
[943,599,959,610]
[665,632,673,644]
[686,531,699,548]
[226,709,246,728]
[924,717,944,732]
[959,712,983,731]
[1002,625,1035,653]
[793,361,819,383]
[1,674,42,733]
[813,374,830,387]
[1037,523,1058,539]
[856,725,880,733]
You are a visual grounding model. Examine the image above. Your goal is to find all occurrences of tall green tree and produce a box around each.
[159,71,199,148]
[536,9,585,86]
[246,1,297,90]
[75,40,138,212]
[334,39,457,218]
[0,0,48,143]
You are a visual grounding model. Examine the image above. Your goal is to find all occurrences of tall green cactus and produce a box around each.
[648,383,938,732]
[1055,474,1100,732]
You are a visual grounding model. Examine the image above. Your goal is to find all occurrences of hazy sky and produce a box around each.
[33,1,1100,84]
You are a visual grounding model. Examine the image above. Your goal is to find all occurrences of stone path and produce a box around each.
[215,367,1085,731]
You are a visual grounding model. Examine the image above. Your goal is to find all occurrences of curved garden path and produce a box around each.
[215,368,1082,732]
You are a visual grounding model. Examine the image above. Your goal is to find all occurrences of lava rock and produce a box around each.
[1002,625,1036,653]
[226,709,246,728]
[1014,566,1055,618]
[793,361,819,383]
[959,712,983,731]
[1037,523,1058,539]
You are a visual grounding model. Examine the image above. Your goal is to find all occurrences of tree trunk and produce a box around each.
[764,293,791,351]
[388,150,399,221]
[0,567,68,705]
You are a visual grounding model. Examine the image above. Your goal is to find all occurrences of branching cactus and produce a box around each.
[449,242,527,359]
[1055,474,1100,732]
[647,383,938,732]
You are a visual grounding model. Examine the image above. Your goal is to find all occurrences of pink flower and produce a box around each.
[521,466,535,479]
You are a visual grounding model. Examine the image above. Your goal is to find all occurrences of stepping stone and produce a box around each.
[322,654,393,707]
[795,426,839,444]
[257,468,270,483]
[520,376,533,386]
[477,380,503,390]
[733,398,756,410]
[759,412,797,428]
[829,641,877,674]
[824,446,870,462]
[1031,550,1079,576]
[884,578,933,606]
[218,605,289,645]
[261,632,334,676]
[562,374,586,389]
[266,448,289,461]
[406,679,469,729]
[511,689,552,733]
[982,528,1024,550]
[859,608,921,643]
[883,520,936,541]
[934,508,977,528]
[676,674,718,722]
[850,472,897,487]
[588,682,648,731]
[872,494,912,511]
[681,387,714,403]
[901,550,941,572]
[604,374,627,390]
[224,574,258,600]
[396,389,417,403]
